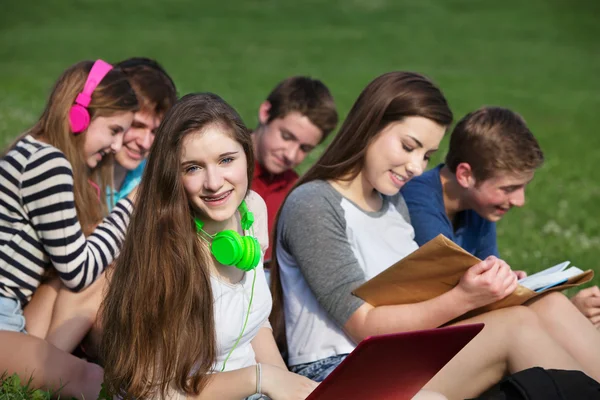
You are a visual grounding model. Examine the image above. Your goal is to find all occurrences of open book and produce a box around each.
[518,261,584,292]
[353,234,594,320]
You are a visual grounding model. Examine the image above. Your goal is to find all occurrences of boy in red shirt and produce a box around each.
[252,77,338,261]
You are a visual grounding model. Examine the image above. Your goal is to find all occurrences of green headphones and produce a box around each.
[194,200,261,271]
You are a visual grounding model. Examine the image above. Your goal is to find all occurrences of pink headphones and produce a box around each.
[68,59,114,134]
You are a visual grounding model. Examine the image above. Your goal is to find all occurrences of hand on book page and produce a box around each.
[457,256,519,309]
[518,261,584,292]
[352,234,595,321]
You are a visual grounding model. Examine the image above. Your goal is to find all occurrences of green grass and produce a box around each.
[0,373,112,400]
[1,0,598,291]
[0,373,54,400]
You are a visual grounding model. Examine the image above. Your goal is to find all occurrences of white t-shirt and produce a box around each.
[212,190,272,372]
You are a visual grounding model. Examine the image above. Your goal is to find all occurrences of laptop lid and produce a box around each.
[306,323,484,400]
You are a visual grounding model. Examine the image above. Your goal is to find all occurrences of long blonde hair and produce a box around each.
[101,93,254,399]
[4,60,138,233]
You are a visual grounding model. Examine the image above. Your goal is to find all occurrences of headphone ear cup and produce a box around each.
[211,230,244,266]
[69,104,91,134]
[237,236,261,272]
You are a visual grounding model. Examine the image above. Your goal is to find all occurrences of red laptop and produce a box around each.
[306,323,484,400]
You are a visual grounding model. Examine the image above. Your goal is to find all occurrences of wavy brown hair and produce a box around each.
[4,60,138,234]
[101,92,254,399]
[269,71,454,356]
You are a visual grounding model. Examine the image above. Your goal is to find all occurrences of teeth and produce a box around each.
[392,172,405,181]
[203,191,230,202]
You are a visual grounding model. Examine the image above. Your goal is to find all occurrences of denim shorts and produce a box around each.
[245,394,270,400]
[289,354,349,382]
[0,297,26,333]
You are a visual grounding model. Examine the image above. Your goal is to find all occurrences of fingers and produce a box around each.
[470,256,497,275]
[576,286,600,298]
[504,274,519,296]
[588,286,600,297]
[499,263,518,297]
[514,270,527,280]
[585,298,600,318]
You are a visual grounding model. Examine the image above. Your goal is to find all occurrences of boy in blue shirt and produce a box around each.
[402,106,542,260]
[402,106,599,326]
[108,57,178,207]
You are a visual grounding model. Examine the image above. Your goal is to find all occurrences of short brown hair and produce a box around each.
[264,76,338,141]
[445,106,544,181]
[116,57,177,119]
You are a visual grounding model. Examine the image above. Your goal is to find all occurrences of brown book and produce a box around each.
[352,234,594,321]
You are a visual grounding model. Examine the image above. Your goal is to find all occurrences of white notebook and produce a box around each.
[518,261,583,292]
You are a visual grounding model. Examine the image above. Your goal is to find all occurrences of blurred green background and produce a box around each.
[1,0,599,288]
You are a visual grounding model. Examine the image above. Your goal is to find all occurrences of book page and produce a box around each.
[518,266,584,291]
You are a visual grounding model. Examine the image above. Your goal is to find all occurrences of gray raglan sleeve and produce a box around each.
[278,182,366,327]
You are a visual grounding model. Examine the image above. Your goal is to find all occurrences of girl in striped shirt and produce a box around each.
[0,59,138,398]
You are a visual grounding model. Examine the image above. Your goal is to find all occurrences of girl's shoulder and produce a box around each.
[244,190,268,251]
[244,189,267,215]
[4,135,71,173]
[387,192,411,222]
[288,180,338,203]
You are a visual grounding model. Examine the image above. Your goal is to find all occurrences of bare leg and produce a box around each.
[80,310,104,360]
[45,273,107,353]
[23,277,61,338]
[412,390,448,400]
[0,331,103,399]
[423,306,583,400]
[527,291,600,380]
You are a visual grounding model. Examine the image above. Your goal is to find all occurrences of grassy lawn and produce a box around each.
[1,0,598,294]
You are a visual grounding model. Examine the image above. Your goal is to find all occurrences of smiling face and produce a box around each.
[362,116,446,196]
[254,104,323,175]
[83,111,133,169]
[180,124,249,229]
[463,168,535,221]
[114,110,160,170]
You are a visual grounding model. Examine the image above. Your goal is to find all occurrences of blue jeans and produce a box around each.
[0,297,26,333]
[245,394,270,400]
[289,354,349,382]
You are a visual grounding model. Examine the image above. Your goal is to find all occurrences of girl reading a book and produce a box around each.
[269,71,600,399]
[0,59,139,398]
[101,93,320,400]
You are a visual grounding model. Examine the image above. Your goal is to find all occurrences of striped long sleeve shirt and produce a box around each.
[0,135,132,306]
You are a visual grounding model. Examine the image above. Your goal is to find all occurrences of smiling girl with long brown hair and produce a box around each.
[101,93,317,400]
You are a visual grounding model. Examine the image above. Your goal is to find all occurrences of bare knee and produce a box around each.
[528,292,580,323]
[471,306,543,344]
[59,359,103,399]
[483,305,540,329]
[530,291,570,310]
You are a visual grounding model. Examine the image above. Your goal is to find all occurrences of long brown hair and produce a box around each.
[4,60,138,233]
[269,71,454,355]
[101,93,254,399]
